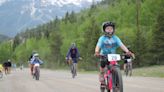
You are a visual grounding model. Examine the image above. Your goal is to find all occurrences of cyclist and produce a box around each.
[0,64,3,78]
[94,21,134,88]
[28,51,37,75]
[0,64,3,73]
[31,53,43,75]
[66,43,81,76]
[7,59,12,74]
[123,47,135,73]
[3,61,8,74]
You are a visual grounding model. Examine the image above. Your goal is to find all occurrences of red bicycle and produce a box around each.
[99,54,123,92]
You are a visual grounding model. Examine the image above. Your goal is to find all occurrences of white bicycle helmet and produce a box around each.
[33,53,39,57]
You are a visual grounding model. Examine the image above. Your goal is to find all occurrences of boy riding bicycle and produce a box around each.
[94,21,134,89]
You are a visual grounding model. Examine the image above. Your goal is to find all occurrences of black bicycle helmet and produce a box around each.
[102,21,115,33]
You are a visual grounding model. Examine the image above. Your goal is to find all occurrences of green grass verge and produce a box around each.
[132,65,164,78]
[79,65,164,78]
[47,65,164,78]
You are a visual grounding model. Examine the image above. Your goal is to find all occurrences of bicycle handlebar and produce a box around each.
[95,54,130,60]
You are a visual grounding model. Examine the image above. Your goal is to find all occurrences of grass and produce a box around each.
[47,65,164,78]
[79,65,164,78]
[132,65,164,78]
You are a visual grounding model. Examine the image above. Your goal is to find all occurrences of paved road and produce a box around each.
[0,68,164,92]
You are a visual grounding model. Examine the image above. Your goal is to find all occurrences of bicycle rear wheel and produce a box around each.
[35,67,40,80]
[112,67,123,92]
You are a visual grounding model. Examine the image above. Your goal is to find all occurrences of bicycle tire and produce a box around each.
[100,87,105,92]
[72,64,75,78]
[112,67,123,92]
[35,67,40,80]
[129,63,132,76]
[125,65,129,76]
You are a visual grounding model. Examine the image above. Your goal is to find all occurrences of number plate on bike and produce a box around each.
[34,63,40,67]
[107,54,121,61]
[127,59,132,62]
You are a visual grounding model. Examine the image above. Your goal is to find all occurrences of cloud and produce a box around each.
[0,0,8,6]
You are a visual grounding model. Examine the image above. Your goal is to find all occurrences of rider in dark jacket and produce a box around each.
[66,43,80,63]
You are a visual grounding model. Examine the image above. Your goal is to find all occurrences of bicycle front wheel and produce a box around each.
[72,63,76,78]
[125,64,129,76]
[112,67,123,92]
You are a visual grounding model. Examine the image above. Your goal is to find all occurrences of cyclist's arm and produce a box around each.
[66,48,71,59]
[39,59,43,64]
[131,53,135,59]
[120,44,129,53]
[95,36,103,55]
[95,46,100,53]
[115,36,130,53]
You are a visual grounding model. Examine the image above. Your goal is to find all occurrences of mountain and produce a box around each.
[0,34,10,43]
[0,0,101,37]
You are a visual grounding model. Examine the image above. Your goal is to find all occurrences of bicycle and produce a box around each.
[98,54,123,92]
[66,58,77,78]
[33,63,40,80]
[71,62,77,78]
[66,57,82,78]
[124,59,133,76]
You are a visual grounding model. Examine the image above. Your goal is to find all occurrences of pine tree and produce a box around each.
[69,11,77,23]
[151,7,164,64]
[81,18,100,70]
[134,0,147,67]
[50,31,63,66]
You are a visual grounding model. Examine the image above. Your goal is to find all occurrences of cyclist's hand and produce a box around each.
[79,57,82,60]
[126,51,133,57]
[65,57,69,64]
[131,53,135,60]
[94,52,100,57]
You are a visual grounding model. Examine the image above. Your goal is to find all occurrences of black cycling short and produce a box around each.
[124,60,128,64]
[100,58,108,68]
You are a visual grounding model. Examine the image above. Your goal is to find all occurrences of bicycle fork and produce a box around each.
[105,70,113,91]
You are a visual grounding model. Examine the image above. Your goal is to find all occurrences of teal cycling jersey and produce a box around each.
[96,35,123,55]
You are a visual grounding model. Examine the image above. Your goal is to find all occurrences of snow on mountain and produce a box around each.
[0,0,101,37]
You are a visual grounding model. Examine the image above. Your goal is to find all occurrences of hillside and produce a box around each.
[0,0,101,37]
[0,34,10,43]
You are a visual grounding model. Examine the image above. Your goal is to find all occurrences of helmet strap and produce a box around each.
[105,33,112,38]
[105,31,114,37]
